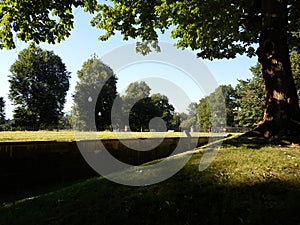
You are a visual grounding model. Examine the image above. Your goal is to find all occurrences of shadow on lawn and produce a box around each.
[222,135,272,149]
[1,135,300,225]
[1,162,300,225]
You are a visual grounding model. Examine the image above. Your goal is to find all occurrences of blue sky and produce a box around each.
[0,8,257,119]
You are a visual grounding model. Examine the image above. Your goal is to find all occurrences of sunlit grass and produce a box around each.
[0,131,230,142]
[0,131,76,142]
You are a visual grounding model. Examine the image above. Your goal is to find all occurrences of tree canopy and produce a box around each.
[1,1,300,59]
[0,0,97,49]
[73,56,118,131]
[197,97,211,130]
[120,81,176,131]
[150,93,175,131]
[291,51,300,105]
[235,64,265,128]
[180,102,199,131]
[197,85,234,130]
[8,45,70,130]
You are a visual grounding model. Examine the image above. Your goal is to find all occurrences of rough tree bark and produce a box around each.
[247,0,300,143]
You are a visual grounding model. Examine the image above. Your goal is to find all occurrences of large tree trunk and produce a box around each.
[252,0,300,143]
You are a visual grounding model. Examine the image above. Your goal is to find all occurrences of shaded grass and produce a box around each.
[1,136,299,225]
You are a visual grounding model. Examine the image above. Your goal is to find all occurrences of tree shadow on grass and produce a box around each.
[1,173,299,225]
[222,135,272,149]
[160,175,300,225]
[1,136,300,225]
[1,153,300,225]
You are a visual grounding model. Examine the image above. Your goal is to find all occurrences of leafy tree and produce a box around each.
[290,52,300,105]
[121,81,148,131]
[123,81,151,100]
[8,45,70,130]
[236,52,300,128]
[2,0,300,142]
[170,112,181,131]
[197,85,236,131]
[207,86,228,130]
[150,93,175,131]
[133,98,161,132]
[122,81,175,131]
[180,102,199,131]
[0,97,5,125]
[178,112,188,125]
[59,112,73,130]
[110,94,124,130]
[197,97,211,130]
[92,0,300,142]
[0,0,97,49]
[235,64,265,128]
[220,85,237,127]
[73,56,118,131]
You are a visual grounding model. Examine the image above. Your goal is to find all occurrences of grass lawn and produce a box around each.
[0,130,227,142]
[0,136,299,225]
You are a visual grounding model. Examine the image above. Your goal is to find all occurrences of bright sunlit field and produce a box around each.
[0,131,230,142]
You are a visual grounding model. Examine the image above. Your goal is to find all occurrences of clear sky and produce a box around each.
[0,8,258,119]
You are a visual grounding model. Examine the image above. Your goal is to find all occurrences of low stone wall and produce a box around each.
[0,137,218,191]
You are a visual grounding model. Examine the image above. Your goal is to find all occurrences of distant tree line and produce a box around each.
[72,56,178,131]
[1,46,299,131]
[1,46,180,131]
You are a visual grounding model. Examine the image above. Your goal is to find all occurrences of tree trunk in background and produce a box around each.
[253,0,300,143]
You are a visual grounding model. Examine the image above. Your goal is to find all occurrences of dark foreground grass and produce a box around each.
[1,136,300,225]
